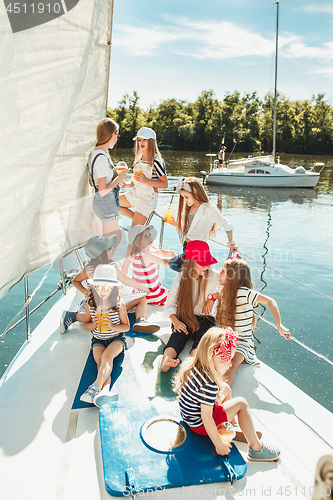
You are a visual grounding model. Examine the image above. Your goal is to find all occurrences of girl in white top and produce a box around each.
[119,127,168,225]
[168,177,237,272]
[88,118,128,248]
[211,258,290,386]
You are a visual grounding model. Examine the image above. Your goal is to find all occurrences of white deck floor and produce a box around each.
[0,287,332,500]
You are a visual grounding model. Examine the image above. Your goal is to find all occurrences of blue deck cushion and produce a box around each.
[99,398,247,496]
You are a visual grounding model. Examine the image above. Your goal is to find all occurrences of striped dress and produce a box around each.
[234,286,260,365]
[89,305,122,341]
[131,252,168,305]
[178,365,218,428]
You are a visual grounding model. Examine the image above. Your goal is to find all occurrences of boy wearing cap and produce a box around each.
[161,241,220,373]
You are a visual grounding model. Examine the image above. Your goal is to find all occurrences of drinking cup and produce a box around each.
[116,161,127,173]
[96,310,109,333]
[164,203,175,224]
[134,170,143,181]
[217,422,236,443]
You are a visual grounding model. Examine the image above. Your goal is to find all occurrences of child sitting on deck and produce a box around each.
[175,326,281,461]
[80,265,129,407]
[128,224,176,306]
[211,258,290,386]
[60,235,159,335]
[161,240,219,372]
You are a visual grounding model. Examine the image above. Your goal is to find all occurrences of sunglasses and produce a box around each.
[94,285,113,291]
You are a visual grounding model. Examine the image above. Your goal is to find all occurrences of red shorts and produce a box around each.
[189,402,228,435]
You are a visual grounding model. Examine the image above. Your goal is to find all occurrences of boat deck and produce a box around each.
[0,287,332,500]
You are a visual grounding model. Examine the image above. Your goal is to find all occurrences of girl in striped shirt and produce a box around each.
[175,327,281,461]
[128,225,176,306]
[214,258,290,386]
[80,265,130,407]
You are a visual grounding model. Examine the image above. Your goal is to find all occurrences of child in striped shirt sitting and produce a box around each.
[175,326,281,461]
[212,258,290,386]
[128,225,176,306]
[80,264,130,407]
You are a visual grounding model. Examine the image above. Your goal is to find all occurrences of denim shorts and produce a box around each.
[93,191,121,222]
[91,334,127,351]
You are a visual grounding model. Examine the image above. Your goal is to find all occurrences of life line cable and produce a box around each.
[208,237,333,366]
[209,238,333,302]
[253,311,333,367]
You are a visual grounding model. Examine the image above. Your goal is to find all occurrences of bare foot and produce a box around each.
[161,356,180,373]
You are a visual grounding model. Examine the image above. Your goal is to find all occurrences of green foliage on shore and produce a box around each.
[107,90,333,154]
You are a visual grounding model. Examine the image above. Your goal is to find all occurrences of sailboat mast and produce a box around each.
[272,0,279,160]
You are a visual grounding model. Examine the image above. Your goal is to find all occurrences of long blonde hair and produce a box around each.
[175,327,227,395]
[134,137,163,168]
[176,259,211,333]
[176,177,217,242]
[95,118,119,147]
[216,259,254,330]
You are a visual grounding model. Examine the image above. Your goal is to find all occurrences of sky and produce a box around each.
[108,0,333,110]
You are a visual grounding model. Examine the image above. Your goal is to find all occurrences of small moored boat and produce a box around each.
[206,155,324,188]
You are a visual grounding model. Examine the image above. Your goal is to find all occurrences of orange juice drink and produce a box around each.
[217,422,236,443]
[116,161,127,173]
[96,310,109,333]
[164,203,175,223]
[134,170,143,180]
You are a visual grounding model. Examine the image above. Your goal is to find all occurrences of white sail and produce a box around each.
[0,0,113,298]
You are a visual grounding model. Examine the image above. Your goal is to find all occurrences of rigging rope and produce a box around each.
[209,238,333,302]
[254,311,333,367]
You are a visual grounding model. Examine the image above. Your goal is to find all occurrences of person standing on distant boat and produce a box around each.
[212,257,290,386]
[218,145,226,171]
[161,241,219,373]
[88,118,128,248]
[168,177,237,273]
[119,126,168,272]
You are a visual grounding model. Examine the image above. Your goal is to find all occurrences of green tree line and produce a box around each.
[107,90,333,155]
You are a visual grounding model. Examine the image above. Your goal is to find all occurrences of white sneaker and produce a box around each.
[93,388,118,408]
[80,383,100,404]
[133,317,160,334]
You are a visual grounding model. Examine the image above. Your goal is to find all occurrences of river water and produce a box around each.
[1,151,332,413]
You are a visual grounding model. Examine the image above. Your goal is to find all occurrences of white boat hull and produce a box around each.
[206,171,320,188]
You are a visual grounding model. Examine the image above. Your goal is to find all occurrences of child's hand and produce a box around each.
[215,439,232,456]
[134,172,146,183]
[136,283,149,292]
[278,324,291,339]
[118,180,125,188]
[173,319,188,334]
[202,299,214,315]
[118,168,129,181]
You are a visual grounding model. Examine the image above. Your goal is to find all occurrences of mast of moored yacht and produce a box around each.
[272,0,279,160]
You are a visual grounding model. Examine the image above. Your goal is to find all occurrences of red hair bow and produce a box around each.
[212,327,238,361]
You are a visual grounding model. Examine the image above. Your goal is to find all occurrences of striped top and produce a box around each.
[89,305,122,340]
[131,253,168,305]
[178,365,218,428]
[234,286,260,365]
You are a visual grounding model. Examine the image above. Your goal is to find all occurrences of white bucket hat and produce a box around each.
[133,127,156,141]
[128,225,157,246]
[87,264,120,286]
